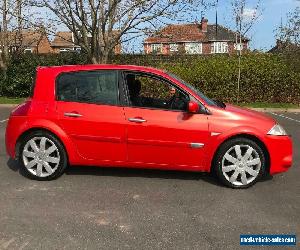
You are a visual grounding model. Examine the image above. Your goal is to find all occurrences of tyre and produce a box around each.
[213,138,266,189]
[19,130,68,180]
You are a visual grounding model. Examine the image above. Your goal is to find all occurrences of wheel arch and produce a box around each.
[15,126,78,164]
[211,133,270,174]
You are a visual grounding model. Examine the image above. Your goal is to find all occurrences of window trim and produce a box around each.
[185,42,203,54]
[211,42,229,54]
[55,69,122,107]
[169,43,179,52]
[120,70,195,113]
[151,43,163,53]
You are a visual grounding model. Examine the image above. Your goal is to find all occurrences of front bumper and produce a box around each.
[264,135,293,175]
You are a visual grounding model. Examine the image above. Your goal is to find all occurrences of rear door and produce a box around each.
[55,70,127,163]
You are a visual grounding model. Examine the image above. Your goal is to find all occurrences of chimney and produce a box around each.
[201,17,208,33]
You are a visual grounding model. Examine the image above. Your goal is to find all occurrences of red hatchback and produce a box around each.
[5,65,293,188]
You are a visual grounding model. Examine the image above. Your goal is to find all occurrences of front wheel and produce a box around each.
[19,131,68,180]
[214,138,266,188]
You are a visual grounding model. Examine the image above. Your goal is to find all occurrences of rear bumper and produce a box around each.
[264,135,293,175]
[5,116,28,159]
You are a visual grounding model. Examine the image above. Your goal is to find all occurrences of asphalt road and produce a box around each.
[0,107,299,250]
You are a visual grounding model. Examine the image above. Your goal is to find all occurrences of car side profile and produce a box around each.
[5,65,293,188]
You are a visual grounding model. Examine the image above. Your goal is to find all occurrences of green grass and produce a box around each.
[238,102,300,109]
[0,97,25,104]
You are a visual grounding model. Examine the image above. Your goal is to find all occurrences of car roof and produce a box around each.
[37,64,167,75]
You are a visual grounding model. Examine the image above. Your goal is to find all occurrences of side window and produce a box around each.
[125,72,189,111]
[57,70,119,105]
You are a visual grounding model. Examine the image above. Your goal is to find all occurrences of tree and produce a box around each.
[0,0,9,77]
[0,0,29,78]
[277,4,300,46]
[231,0,261,103]
[31,0,211,64]
[275,3,300,72]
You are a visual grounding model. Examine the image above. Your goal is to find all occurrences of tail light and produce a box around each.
[11,100,32,116]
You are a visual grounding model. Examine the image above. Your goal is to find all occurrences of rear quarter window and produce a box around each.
[56,70,119,105]
[30,72,37,97]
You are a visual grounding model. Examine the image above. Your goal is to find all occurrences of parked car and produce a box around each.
[5,65,293,188]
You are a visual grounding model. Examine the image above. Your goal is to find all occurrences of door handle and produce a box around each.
[128,118,147,123]
[64,112,83,118]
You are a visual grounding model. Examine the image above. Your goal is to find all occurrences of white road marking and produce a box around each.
[0,119,8,123]
[270,112,300,124]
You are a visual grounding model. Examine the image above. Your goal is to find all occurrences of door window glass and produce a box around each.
[125,73,189,111]
[57,70,119,105]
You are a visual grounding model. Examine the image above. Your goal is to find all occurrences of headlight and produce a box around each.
[267,124,288,136]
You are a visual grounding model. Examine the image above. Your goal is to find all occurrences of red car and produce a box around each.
[5,65,293,188]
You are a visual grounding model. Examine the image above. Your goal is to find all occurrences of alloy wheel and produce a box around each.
[22,137,61,177]
[221,144,261,186]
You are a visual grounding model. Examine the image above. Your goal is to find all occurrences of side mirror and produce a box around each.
[188,101,199,113]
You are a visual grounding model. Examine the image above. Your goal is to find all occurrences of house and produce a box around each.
[268,40,300,53]
[144,18,249,55]
[51,31,122,54]
[0,29,53,54]
[51,31,81,53]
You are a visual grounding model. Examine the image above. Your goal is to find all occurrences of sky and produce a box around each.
[23,0,299,53]
[124,0,300,53]
[203,0,300,51]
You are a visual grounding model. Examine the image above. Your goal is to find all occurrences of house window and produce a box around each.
[234,43,243,51]
[211,42,228,54]
[185,43,202,54]
[59,48,72,52]
[24,48,33,53]
[169,43,178,52]
[151,44,162,53]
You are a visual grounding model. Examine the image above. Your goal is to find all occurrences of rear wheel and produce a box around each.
[214,138,266,188]
[19,131,68,180]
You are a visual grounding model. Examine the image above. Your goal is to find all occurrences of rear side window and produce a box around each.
[56,70,119,105]
[30,72,37,97]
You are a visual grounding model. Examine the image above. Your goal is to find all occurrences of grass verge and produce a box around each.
[0,97,25,104]
[238,102,299,109]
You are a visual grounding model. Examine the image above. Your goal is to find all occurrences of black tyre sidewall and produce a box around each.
[214,138,266,189]
[19,131,68,181]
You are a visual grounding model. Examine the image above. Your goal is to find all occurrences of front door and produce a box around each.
[123,72,210,168]
[55,70,126,163]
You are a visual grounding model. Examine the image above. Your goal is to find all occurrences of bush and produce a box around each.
[0,53,299,104]
[0,53,87,97]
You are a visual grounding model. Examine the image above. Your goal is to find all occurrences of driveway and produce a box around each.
[0,107,299,250]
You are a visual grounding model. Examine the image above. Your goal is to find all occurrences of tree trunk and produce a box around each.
[1,0,9,80]
[90,51,110,64]
[0,55,8,95]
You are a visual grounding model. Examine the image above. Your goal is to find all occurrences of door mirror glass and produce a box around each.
[188,101,199,113]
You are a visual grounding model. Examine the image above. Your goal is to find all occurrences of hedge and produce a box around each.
[0,53,299,104]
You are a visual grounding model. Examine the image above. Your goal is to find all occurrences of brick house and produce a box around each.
[268,40,300,53]
[144,18,249,55]
[0,29,53,54]
[51,31,81,53]
[51,31,122,54]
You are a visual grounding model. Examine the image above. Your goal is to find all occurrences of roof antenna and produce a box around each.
[215,0,219,40]
[200,0,206,22]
